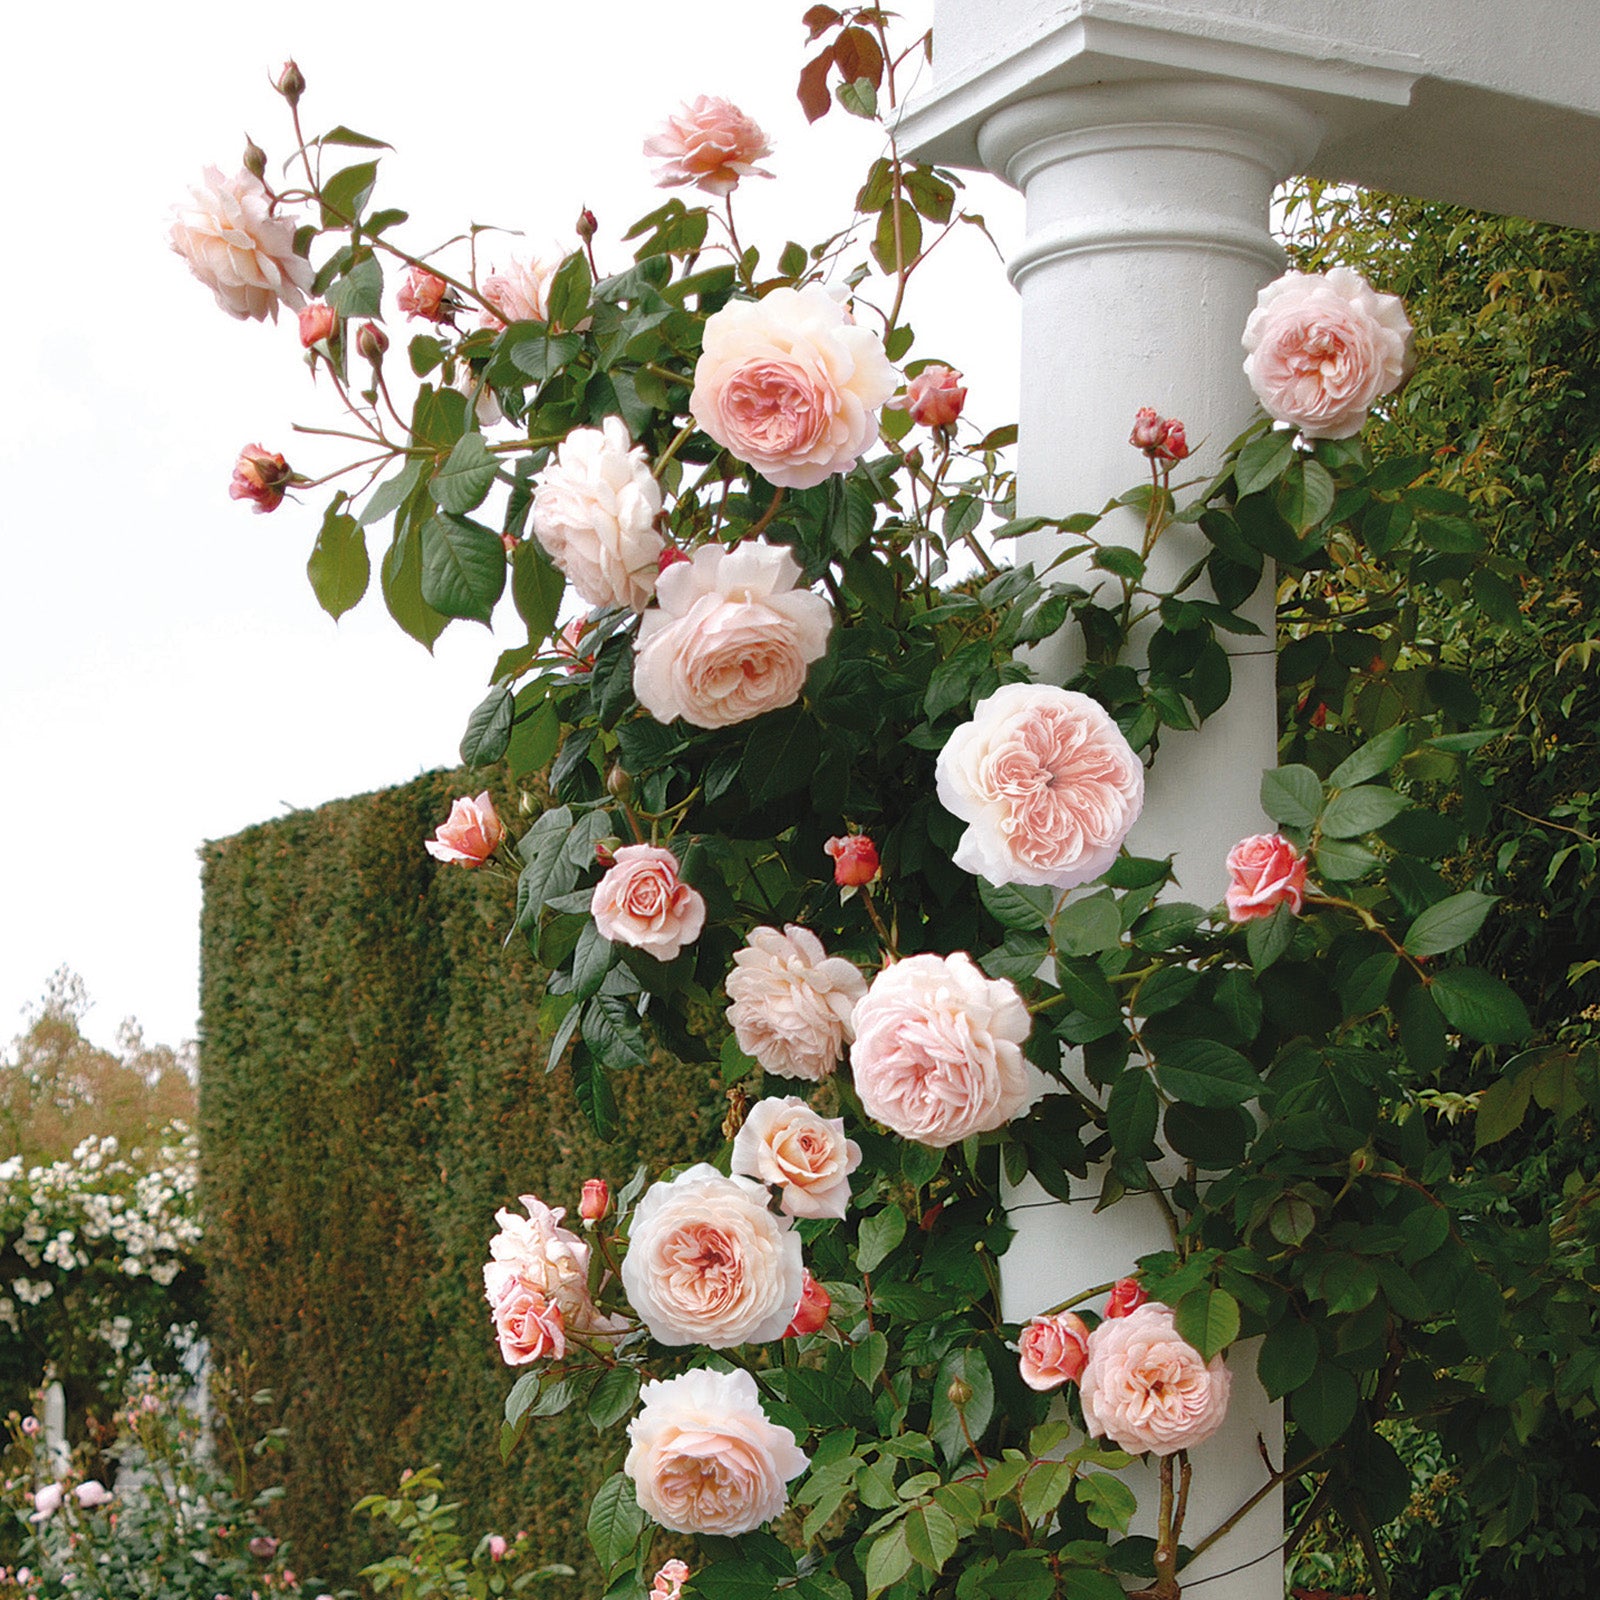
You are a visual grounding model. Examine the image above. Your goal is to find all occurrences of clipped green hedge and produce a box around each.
[199,770,722,1584]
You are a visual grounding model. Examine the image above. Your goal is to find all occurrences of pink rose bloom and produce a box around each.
[20,1417,40,1436]
[591,844,706,961]
[620,1164,804,1347]
[1018,1312,1090,1391]
[824,834,879,887]
[73,1481,113,1509]
[890,364,967,430]
[483,1193,625,1336]
[850,952,1032,1148]
[730,1095,862,1220]
[690,285,897,489]
[531,418,664,613]
[579,1178,609,1223]
[634,541,833,728]
[490,1282,566,1366]
[1079,1302,1232,1457]
[784,1270,831,1337]
[425,793,504,868]
[650,1559,690,1600]
[298,302,337,348]
[625,1368,807,1536]
[644,96,774,197]
[397,266,452,322]
[170,167,313,322]
[488,1536,508,1562]
[936,683,1145,890]
[480,256,556,328]
[1224,832,1308,922]
[1242,267,1414,440]
[229,445,293,514]
[725,924,866,1082]
[29,1483,64,1523]
[1105,1277,1148,1319]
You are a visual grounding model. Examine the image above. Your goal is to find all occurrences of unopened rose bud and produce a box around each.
[1130,407,1166,451]
[229,445,293,514]
[576,208,598,241]
[902,446,924,475]
[298,302,337,349]
[356,321,388,364]
[1105,1277,1147,1319]
[890,364,967,430]
[276,60,306,107]
[242,137,267,181]
[657,546,690,574]
[1349,1148,1371,1175]
[824,833,879,888]
[784,1271,831,1337]
[594,841,617,869]
[397,266,453,323]
[1160,420,1190,462]
[946,1377,974,1407]
[606,764,632,800]
[579,1178,609,1223]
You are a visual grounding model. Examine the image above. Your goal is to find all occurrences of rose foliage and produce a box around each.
[177,11,1597,1598]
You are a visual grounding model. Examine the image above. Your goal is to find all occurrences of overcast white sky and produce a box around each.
[0,0,1022,1051]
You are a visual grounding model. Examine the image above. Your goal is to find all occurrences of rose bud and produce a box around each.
[784,1271,831,1337]
[579,1178,609,1223]
[275,60,306,107]
[594,840,617,869]
[890,364,967,430]
[1158,420,1190,461]
[1224,833,1308,923]
[229,445,293,514]
[242,137,267,181]
[397,266,453,323]
[824,833,879,887]
[1130,406,1166,451]
[657,545,690,574]
[425,793,505,867]
[298,302,337,348]
[555,616,595,674]
[488,1535,508,1562]
[576,207,598,242]
[356,320,388,364]
[1105,1277,1148,1319]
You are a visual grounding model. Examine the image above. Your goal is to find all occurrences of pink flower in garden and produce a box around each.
[1017,1311,1090,1391]
[784,1271,832,1338]
[625,1368,807,1536]
[731,1096,861,1220]
[480,256,556,328]
[170,167,314,322]
[935,684,1145,890]
[488,1535,508,1562]
[690,285,897,489]
[1224,833,1308,922]
[298,302,336,348]
[645,97,774,197]
[555,618,595,675]
[1130,409,1190,463]
[633,541,833,728]
[579,1178,609,1223]
[74,1481,113,1509]
[850,953,1032,1148]
[725,924,866,1083]
[1105,1277,1148,1319]
[229,445,293,514]
[1242,267,1413,440]
[425,793,504,868]
[21,1417,39,1436]
[1079,1302,1232,1457]
[651,1559,691,1600]
[484,1194,625,1337]
[657,546,689,574]
[29,1483,63,1522]
[1161,421,1190,461]
[397,266,453,323]
[490,1282,566,1366]
[824,834,879,887]
[591,844,706,962]
[890,364,967,430]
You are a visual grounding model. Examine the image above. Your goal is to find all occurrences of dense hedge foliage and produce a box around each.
[199,769,723,1583]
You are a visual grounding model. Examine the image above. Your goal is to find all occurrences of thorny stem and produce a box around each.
[1036,1278,1119,1318]
[858,882,898,960]
[1304,891,1431,982]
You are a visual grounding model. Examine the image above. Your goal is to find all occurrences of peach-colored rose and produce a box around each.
[730,1095,862,1220]
[849,952,1032,1148]
[650,1560,691,1600]
[1079,1302,1232,1456]
[824,834,879,887]
[690,285,897,489]
[634,541,833,728]
[298,302,337,348]
[620,1164,804,1347]
[626,1367,808,1536]
[490,1282,566,1366]
[936,684,1145,890]
[483,1193,623,1336]
[229,445,293,514]
[170,167,314,322]
[785,1270,832,1337]
[1105,1277,1148,1319]
[425,793,504,867]
[398,266,452,322]
[725,925,867,1082]
[889,364,966,429]
[481,256,556,328]
[1225,833,1307,922]
[591,844,706,961]
[1018,1312,1090,1391]
[1242,267,1413,440]
[531,418,664,613]
[644,96,774,197]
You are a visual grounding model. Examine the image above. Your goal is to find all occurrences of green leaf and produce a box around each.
[586,1366,640,1431]
[381,520,448,650]
[1283,457,1336,531]
[1234,430,1296,495]
[1017,1460,1075,1526]
[904,1502,959,1573]
[321,160,379,228]
[511,542,564,645]
[571,919,615,1004]
[460,683,514,765]
[572,1051,620,1140]
[979,879,1054,932]
[1314,838,1382,881]
[419,514,506,623]
[1106,1069,1159,1158]
[1260,764,1323,829]
[307,503,370,619]
[930,1349,994,1465]
[1328,725,1410,789]
[743,709,822,804]
[582,994,650,1069]
[863,1525,912,1597]
[1062,1573,1128,1600]
[1174,1286,1239,1359]
[1404,891,1498,958]
[1475,1068,1535,1149]
[431,432,498,514]
[586,1473,644,1574]
[328,253,383,318]
[1153,1038,1261,1108]
[318,126,394,150]
[1074,1471,1138,1533]
[858,1205,907,1273]
[548,251,593,331]
[1455,1269,1504,1356]
[842,76,882,121]
[507,696,561,779]
[1429,968,1531,1044]
[1257,1319,1318,1400]
[1058,895,1123,956]
[1320,785,1410,838]
[981,1553,1054,1600]
[362,459,424,527]
[1092,544,1145,582]
[1290,1362,1358,1447]
[1246,901,1298,973]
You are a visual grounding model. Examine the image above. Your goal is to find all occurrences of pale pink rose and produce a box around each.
[1079,1302,1232,1456]
[488,1536,508,1562]
[725,924,866,1082]
[690,285,897,489]
[625,1368,807,1536]
[483,1193,625,1336]
[650,1559,690,1600]
[591,844,706,961]
[397,266,452,323]
[1242,267,1414,440]
[229,445,293,514]
[784,1270,831,1337]
[1224,833,1308,922]
[425,793,504,867]
[579,1178,609,1223]
[730,1096,862,1220]
[1017,1312,1090,1391]
[1105,1277,1148,1319]
[170,167,313,322]
[620,1164,804,1347]
[531,418,664,613]
[20,1417,40,1436]
[824,834,879,887]
[29,1483,63,1523]
[634,541,833,728]
[490,1282,566,1366]
[935,683,1145,890]
[850,952,1032,1148]
[73,1481,113,1509]
[298,302,337,348]
[480,256,556,328]
[889,365,966,429]
[644,97,774,197]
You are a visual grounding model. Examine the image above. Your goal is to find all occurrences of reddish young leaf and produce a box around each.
[833,25,885,88]
[802,3,842,41]
[798,49,835,123]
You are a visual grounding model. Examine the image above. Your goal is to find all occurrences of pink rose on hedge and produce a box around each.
[620,1163,804,1347]
[634,540,832,728]
[425,793,504,867]
[29,1483,63,1523]
[824,834,879,887]
[625,1367,807,1536]
[591,844,706,961]
[229,445,293,514]
[579,1178,609,1223]
[1105,1276,1148,1319]
[730,1095,862,1220]
[398,266,452,323]
[690,285,897,489]
[644,96,774,197]
[170,167,314,322]
[725,924,867,1082]
[490,1282,566,1366]
[1224,832,1308,922]
[936,683,1145,890]
[850,952,1032,1148]
[784,1270,832,1337]
[651,1560,690,1600]
[1242,267,1414,440]
[890,364,967,430]
[1018,1311,1090,1391]
[1079,1302,1232,1457]
[481,256,555,327]
[488,1535,508,1562]
[73,1481,114,1509]
[298,302,337,348]
[483,1193,623,1336]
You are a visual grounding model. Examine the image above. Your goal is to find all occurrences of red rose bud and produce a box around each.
[397,266,453,323]
[298,301,337,348]
[1159,420,1190,461]
[594,840,617,869]
[579,1178,609,1223]
[275,60,305,107]
[356,320,388,364]
[229,445,293,513]
[576,207,598,241]
[1105,1277,1148,1319]
[784,1271,831,1337]
[892,364,967,430]
[657,546,690,574]
[824,833,879,887]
